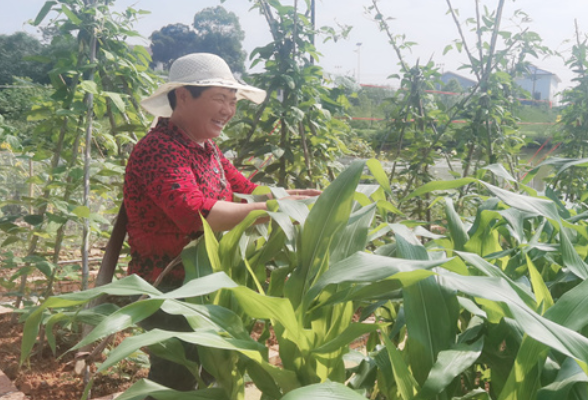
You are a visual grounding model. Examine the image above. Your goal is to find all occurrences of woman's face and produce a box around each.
[174,86,237,142]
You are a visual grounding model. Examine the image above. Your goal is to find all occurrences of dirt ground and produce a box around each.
[0,313,147,400]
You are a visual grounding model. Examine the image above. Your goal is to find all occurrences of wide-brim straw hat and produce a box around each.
[141,53,266,117]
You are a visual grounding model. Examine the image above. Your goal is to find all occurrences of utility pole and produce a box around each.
[356,42,362,83]
[310,0,316,64]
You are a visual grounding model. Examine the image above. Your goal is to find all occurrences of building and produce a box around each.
[439,72,477,91]
[514,65,560,106]
[440,66,560,106]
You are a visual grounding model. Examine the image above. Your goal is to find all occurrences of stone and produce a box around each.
[0,370,18,397]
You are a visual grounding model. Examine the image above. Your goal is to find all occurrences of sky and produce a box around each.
[2,0,588,92]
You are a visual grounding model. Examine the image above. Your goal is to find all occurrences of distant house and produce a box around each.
[439,72,477,91]
[514,65,560,105]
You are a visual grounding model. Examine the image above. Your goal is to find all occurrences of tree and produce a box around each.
[150,7,246,73]
[150,23,198,70]
[193,6,246,73]
[0,32,51,85]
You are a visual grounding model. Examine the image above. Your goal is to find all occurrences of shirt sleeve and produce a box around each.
[218,146,258,194]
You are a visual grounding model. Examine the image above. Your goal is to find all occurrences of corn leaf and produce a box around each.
[403,178,476,201]
[281,382,368,400]
[285,160,364,309]
[115,379,226,400]
[417,337,484,399]
[307,252,445,302]
[97,329,264,373]
[536,358,588,400]
[382,332,420,399]
[403,276,459,385]
[330,202,377,264]
[445,197,469,251]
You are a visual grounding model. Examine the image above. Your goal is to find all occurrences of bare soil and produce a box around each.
[0,313,147,400]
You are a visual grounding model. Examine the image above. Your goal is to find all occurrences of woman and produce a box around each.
[123,53,319,394]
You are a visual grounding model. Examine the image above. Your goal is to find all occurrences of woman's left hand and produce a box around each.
[286,189,322,197]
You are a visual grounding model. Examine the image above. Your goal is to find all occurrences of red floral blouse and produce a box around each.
[123,118,257,287]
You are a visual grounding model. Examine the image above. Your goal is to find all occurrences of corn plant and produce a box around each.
[20,160,588,400]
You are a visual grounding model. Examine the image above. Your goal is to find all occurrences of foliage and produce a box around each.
[149,24,199,70]
[223,0,355,189]
[0,32,51,85]
[8,1,588,399]
[20,158,588,400]
[0,81,39,120]
[0,0,156,309]
[192,6,247,74]
[548,27,588,201]
[150,6,246,72]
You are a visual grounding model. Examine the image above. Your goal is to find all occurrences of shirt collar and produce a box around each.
[157,117,214,154]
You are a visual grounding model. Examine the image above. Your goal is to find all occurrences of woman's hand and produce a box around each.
[285,189,322,197]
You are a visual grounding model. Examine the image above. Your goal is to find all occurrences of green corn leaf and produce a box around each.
[455,251,536,308]
[219,209,268,271]
[72,298,164,351]
[96,329,264,373]
[200,217,222,273]
[147,339,201,381]
[228,286,306,345]
[482,163,517,182]
[307,252,444,302]
[115,379,226,400]
[245,359,284,399]
[525,254,554,313]
[199,348,243,400]
[157,272,238,300]
[551,157,588,176]
[159,300,249,339]
[453,388,492,399]
[330,202,377,264]
[497,208,529,244]
[312,322,383,354]
[281,382,368,400]
[274,197,312,225]
[382,332,420,400]
[181,239,213,288]
[44,313,72,354]
[464,209,503,257]
[417,338,484,399]
[481,182,560,222]
[286,160,364,310]
[249,228,287,269]
[392,224,429,261]
[440,273,588,365]
[267,209,298,242]
[559,227,588,279]
[366,158,392,195]
[403,276,459,385]
[536,358,588,400]
[21,275,161,364]
[445,197,469,251]
[500,278,588,399]
[498,336,548,400]
[544,277,588,330]
[403,178,476,201]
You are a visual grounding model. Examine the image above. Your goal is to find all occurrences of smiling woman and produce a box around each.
[122,52,320,398]
[170,86,238,143]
